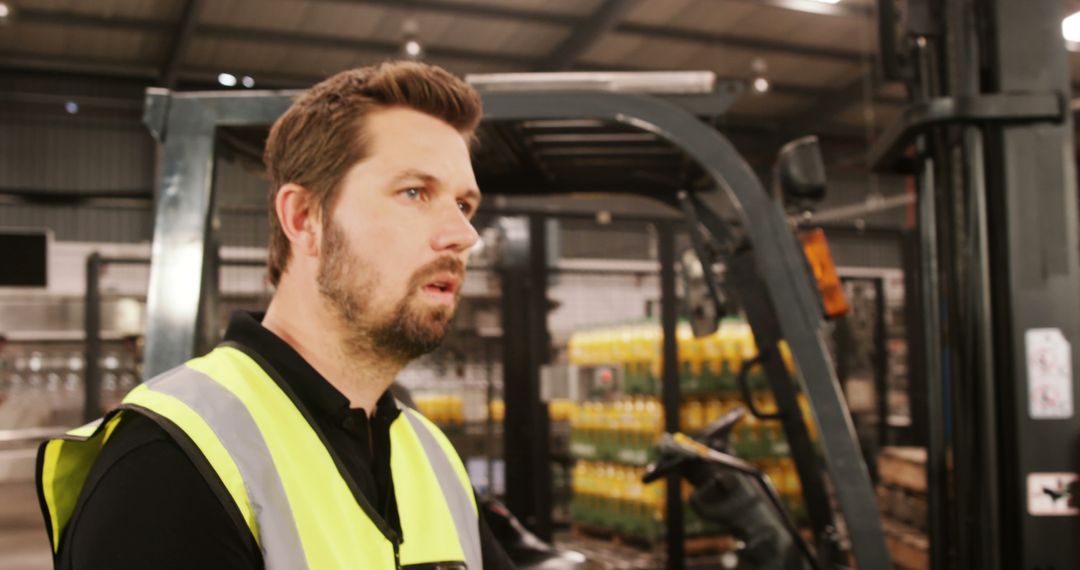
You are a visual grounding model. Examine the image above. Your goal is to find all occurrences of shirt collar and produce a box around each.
[222,310,401,425]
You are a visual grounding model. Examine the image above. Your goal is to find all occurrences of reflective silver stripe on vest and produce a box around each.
[402,410,482,570]
[144,366,309,570]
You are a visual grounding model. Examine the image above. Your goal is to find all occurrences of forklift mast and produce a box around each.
[873,0,1080,568]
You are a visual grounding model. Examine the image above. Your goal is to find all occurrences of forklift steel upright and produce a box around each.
[874,0,1080,567]
[141,78,890,568]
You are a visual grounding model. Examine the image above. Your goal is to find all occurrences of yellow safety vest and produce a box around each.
[37,344,481,569]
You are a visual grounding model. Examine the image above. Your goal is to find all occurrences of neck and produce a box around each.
[262,276,402,416]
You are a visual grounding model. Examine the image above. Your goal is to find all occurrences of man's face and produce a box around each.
[315,106,481,362]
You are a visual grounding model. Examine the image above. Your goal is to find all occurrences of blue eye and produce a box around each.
[403,188,422,200]
[457,200,472,214]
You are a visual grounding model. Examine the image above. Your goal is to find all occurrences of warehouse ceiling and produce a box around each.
[1,0,1079,172]
[0,1,895,132]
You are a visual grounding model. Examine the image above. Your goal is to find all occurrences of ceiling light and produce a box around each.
[752,77,770,94]
[1064,11,1080,43]
[64,101,79,114]
[241,75,255,88]
[401,18,423,59]
[812,0,842,4]
[0,2,10,21]
[217,72,237,87]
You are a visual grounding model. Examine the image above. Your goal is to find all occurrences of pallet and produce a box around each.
[877,485,928,532]
[570,523,735,556]
[878,447,927,494]
[883,519,929,570]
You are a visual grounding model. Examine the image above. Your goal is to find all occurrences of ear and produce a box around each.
[274,183,321,259]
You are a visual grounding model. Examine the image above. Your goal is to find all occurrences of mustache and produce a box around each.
[407,256,466,290]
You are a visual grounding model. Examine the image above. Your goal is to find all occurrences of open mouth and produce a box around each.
[421,274,461,301]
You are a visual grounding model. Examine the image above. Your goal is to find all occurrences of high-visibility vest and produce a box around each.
[37,344,481,569]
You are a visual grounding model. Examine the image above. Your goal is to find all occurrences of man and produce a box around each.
[37,61,515,569]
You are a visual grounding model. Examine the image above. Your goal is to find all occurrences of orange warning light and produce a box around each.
[800,229,849,319]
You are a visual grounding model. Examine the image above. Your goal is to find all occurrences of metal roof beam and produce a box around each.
[161,0,204,88]
[16,7,170,33]
[196,24,536,68]
[0,52,160,79]
[729,0,874,19]
[540,0,638,71]
[17,4,872,67]
[338,1,872,65]
[614,22,867,64]
[306,0,578,26]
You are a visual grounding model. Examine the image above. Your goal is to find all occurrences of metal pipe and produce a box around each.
[527,215,554,541]
[964,124,1001,569]
[658,222,684,570]
[873,277,889,464]
[911,35,949,570]
[919,152,949,570]
[83,252,102,423]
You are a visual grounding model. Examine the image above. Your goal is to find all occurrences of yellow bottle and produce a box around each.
[684,398,705,434]
[702,330,722,382]
[645,397,662,446]
[568,332,583,366]
[490,399,505,423]
[676,323,695,380]
[611,399,627,451]
[630,397,646,455]
[721,322,741,386]
[646,325,662,385]
[704,396,725,427]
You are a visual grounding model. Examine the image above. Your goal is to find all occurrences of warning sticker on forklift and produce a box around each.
[1027,472,1079,516]
[1026,328,1073,419]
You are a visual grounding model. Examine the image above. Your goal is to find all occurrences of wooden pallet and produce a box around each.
[877,485,929,532]
[878,447,927,494]
[883,519,929,570]
[571,523,735,556]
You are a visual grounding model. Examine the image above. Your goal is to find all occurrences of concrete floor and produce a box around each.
[0,481,52,570]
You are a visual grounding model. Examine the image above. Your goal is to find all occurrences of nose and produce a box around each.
[430,201,480,254]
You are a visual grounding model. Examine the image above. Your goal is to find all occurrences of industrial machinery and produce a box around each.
[870,0,1080,568]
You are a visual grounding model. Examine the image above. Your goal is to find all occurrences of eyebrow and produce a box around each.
[391,168,482,204]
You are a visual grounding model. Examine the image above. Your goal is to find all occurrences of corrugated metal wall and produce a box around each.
[214,157,270,248]
[0,202,152,243]
[0,111,156,242]
[0,114,154,193]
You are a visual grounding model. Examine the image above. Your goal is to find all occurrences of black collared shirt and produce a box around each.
[56,311,513,569]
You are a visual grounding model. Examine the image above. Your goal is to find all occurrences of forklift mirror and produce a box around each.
[773,135,827,210]
[681,248,720,337]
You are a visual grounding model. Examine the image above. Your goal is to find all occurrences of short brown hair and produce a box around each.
[263,60,483,286]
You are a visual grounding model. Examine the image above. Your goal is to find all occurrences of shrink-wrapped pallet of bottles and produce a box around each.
[570,461,721,541]
[568,319,796,395]
[566,318,816,540]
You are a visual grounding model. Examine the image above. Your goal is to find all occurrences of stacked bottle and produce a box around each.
[567,318,818,531]
[569,397,663,465]
[568,319,780,397]
[414,394,465,432]
[569,461,724,540]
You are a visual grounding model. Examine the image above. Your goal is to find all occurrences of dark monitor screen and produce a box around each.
[0,231,48,287]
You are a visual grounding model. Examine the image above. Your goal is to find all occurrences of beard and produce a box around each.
[316,219,464,363]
